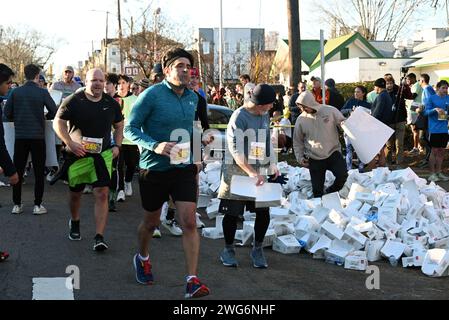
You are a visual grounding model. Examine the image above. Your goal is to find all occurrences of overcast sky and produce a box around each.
[2,0,447,76]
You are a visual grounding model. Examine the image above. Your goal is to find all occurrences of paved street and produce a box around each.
[1,173,449,300]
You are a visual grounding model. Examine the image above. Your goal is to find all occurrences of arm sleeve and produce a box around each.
[44,90,58,120]
[293,119,305,162]
[3,92,13,121]
[197,96,209,130]
[0,108,16,176]
[424,96,437,116]
[123,92,159,151]
[226,114,246,159]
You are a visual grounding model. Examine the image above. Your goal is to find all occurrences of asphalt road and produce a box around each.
[1,172,449,300]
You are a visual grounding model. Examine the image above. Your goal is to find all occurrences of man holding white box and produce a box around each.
[217,84,280,269]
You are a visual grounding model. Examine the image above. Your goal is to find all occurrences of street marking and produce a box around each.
[32,277,74,300]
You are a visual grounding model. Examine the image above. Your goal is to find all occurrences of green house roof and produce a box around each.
[283,39,322,66]
[309,32,383,71]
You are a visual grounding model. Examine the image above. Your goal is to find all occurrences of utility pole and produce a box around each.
[117,0,124,73]
[219,0,224,89]
[105,11,109,72]
[287,0,302,90]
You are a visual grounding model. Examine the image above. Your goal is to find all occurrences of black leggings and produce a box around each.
[117,145,139,191]
[13,139,46,205]
[223,211,270,246]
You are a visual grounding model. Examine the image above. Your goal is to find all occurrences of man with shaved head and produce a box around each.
[53,68,124,252]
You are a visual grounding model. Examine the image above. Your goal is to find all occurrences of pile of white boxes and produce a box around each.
[201,162,449,277]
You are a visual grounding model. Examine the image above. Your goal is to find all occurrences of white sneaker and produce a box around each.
[46,172,55,182]
[11,205,23,215]
[196,213,205,229]
[438,173,449,182]
[117,190,126,202]
[125,182,133,197]
[33,205,48,215]
[429,173,440,182]
[83,185,93,194]
[161,219,183,236]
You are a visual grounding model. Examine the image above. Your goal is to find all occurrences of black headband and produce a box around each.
[162,49,194,69]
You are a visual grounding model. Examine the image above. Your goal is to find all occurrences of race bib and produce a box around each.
[249,142,266,161]
[82,137,103,154]
[170,142,191,165]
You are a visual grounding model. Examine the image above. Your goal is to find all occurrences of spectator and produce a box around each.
[371,78,394,167]
[325,78,344,110]
[310,76,329,105]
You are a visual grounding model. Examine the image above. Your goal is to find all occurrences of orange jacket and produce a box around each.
[312,87,330,105]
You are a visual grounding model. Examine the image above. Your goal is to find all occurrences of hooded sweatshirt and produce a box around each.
[293,91,345,162]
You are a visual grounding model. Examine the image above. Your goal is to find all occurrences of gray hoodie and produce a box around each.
[293,91,345,162]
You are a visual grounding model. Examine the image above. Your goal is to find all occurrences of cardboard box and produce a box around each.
[402,250,427,268]
[328,209,349,228]
[325,240,354,265]
[348,184,371,201]
[353,221,375,233]
[321,221,345,240]
[272,221,295,237]
[365,240,386,262]
[422,249,449,277]
[378,206,398,223]
[202,227,224,239]
[310,234,332,254]
[355,192,376,204]
[344,225,368,248]
[345,251,368,271]
[311,206,330,224]
[270,207,290,220]
[272,234,301,254]
[380,239,408,260]
[261,229,277,248]
[295,216,320,234]
[322,192,343,211]
[215,215,224,233]
[377,216,401,239]
[198,194,213,208]
[206,199,220,220]
[359,203,372,215]
[298,232,321,253]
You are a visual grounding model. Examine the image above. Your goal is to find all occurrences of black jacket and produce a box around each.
[372,90,394,125]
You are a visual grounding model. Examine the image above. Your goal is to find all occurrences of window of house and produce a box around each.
[203,41,210,55]
[341,47,349,60]
[112,51,117,56]
[236,41,241,53]
[224,42,230,54]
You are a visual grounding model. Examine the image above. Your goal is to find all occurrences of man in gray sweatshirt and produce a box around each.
[293,91,347,198]
[4,64,57,215]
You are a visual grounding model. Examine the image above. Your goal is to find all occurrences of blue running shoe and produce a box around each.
[133,254,154,285]
[185,277,210,299]
[220,248,238,267]
[251,247,268,269]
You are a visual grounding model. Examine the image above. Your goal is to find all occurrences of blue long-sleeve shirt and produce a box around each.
[341,98,372,116]
[424,94,449,134]
[124,80,198,171]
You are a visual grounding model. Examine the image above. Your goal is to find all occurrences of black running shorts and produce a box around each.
[139,165,198,212]
[429,133,449,148]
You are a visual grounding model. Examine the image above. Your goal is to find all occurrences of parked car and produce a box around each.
[206,104,234,162]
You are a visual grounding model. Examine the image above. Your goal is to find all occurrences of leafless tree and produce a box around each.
[319,0,434,41]
[121,6,192,78]
[0,26,59,82]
